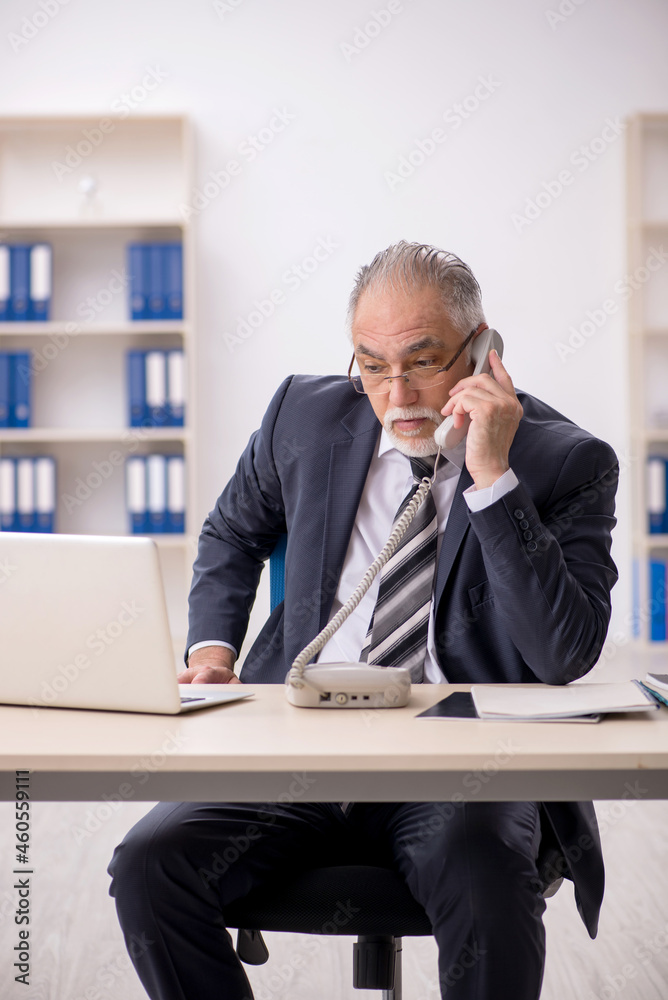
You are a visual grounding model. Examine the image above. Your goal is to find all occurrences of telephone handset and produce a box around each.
[433,328,504,451]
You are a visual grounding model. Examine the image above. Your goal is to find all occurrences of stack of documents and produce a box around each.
[641,673,668,708]
[470,681,660,722]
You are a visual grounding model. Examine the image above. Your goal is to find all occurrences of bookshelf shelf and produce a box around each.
[0,115,196,646]
[0,320,189,337]
[628,219,668,231]
[0,219,187,230]
[0,428,190,443]
[627,113,668,645]
[630,327,668,338]
[643,430,668,442]
[642,534,668,547]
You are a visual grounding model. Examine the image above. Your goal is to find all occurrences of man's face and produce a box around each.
[351,284,475,457]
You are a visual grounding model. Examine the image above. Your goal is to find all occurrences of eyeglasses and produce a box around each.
[348,328,478,395]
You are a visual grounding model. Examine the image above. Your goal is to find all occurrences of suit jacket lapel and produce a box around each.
[318,399,379,631]
[434,463,474,607]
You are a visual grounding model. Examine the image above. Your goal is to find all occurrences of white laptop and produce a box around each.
[0,532,254,715]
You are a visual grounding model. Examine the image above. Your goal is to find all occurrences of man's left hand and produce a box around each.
[440,349,523,490]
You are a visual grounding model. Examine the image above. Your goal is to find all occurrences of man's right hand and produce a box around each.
[178,646,241,685]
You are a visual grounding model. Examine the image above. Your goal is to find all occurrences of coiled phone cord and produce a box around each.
[287,450,442,688]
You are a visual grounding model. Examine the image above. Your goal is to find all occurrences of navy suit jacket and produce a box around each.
[188,375,619,938]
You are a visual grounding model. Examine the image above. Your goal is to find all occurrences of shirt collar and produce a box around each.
[377,428,466,472]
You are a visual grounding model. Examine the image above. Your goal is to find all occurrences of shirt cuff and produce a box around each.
[463,468,519,512]
[187,640,238,660]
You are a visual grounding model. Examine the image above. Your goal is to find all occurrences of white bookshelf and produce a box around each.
[0,115,196,648]
[626,113,668,647]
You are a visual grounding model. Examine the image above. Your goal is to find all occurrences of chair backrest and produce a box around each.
[269,534,287,611]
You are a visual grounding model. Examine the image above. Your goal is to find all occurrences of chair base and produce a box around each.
[353,934,397,990]
[236,929,405,997]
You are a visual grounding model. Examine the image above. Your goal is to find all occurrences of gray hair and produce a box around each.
[346,241,486,337]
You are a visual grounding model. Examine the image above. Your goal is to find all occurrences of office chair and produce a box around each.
[226,864,432,999]
[227,537,564,999]
[227,842,564,999]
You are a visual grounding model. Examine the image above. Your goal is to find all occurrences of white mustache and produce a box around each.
[384,406,443,434]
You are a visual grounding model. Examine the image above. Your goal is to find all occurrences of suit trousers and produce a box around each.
[108,799,546,1000]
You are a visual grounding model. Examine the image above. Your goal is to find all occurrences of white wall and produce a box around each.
[2,0,668,643]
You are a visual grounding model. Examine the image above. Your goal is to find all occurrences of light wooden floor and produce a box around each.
[0,797,666,999]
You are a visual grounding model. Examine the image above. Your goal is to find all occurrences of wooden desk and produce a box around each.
[1,682,666,803]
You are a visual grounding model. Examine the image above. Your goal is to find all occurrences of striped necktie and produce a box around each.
[360,455,438,682]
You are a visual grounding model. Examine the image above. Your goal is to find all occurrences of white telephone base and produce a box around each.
[286,664,411,708]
